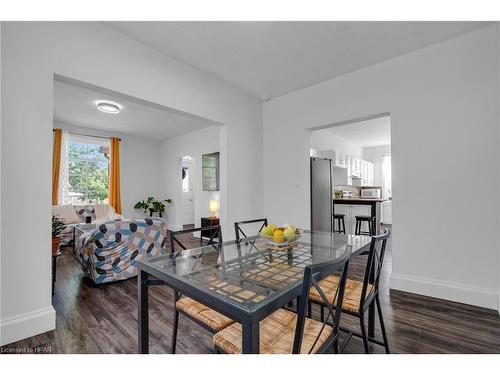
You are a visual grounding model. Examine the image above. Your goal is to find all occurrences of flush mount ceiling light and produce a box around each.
[96,101,121,114]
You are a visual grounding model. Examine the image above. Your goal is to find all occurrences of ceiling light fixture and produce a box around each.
[97,101,121,114]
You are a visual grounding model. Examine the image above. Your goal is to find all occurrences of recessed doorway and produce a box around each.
[181,156,195,226]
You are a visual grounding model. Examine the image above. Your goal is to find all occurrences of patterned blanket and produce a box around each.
[74,218,167,284]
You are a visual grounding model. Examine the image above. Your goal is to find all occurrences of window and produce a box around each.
[61,134,110,204]
[381,155,392,199]
[182,167,190,192]
[202,152,220,191]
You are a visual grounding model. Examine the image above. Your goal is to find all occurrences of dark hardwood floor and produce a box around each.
[2,229,500,354]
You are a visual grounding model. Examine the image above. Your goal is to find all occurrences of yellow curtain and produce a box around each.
[52,129,62,205]
[109,137,122,214]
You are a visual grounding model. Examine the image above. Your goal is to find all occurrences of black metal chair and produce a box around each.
[169,226,233,354]
[169,225,221,253]
[234,218,268,242]
[308,229,391,353]
[212,251,351,354]
[355,215,375,236]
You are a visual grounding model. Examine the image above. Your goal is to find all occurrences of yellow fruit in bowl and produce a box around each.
[283,227,296,241]
[273,229,285,243]
[261,225,274,237]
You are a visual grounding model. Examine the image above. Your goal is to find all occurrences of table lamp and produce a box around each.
[210,199,218,218]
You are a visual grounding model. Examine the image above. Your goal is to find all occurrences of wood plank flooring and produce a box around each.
[2,229,500,354]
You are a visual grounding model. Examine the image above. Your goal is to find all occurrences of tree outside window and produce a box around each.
[64,137,110,204]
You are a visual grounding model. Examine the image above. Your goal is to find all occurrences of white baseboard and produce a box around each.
[0,306,56,346]
[498,293,500,316]
[390,273,498,310]
[167,224,183,231]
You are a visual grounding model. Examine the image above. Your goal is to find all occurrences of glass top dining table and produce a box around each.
[136,231,373,354]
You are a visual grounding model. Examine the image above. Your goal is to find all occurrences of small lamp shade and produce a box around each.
[210,199,218,217]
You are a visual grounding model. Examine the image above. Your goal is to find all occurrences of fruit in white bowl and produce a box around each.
[260,223,299,244]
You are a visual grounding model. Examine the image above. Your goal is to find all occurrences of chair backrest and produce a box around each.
[359,228,391,307]
[234,218,268,242]
[292,252,350,354]
[169,225,222,253]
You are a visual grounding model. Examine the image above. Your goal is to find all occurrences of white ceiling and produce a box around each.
[106,21,489,99]
[53,79,216,140]
[326,116,391,148]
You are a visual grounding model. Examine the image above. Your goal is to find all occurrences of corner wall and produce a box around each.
[263,25,500,309]
[0,22,262,345]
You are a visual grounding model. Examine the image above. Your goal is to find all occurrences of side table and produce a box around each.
[200,216,220,244]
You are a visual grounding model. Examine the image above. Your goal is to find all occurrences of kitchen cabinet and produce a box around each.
[367,162,374,186]
[334,204,371,234]
[333,150,347,167]
[331,150,374,186]
[381,201,392,224]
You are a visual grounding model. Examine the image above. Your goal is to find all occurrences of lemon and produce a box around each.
[273,229,285,243]
[284,227,296,241]
[261,225,273,236]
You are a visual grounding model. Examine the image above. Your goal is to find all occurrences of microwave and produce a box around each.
[361,188,381,199]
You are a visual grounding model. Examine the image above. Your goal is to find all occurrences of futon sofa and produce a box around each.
[74,217,167,284]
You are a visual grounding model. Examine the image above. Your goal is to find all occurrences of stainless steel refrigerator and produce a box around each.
[310,157,332,232]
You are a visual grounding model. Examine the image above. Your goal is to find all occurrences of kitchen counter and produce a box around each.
[333,197,385,203]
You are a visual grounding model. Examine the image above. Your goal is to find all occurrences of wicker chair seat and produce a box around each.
[213,308,333,354]
[176,297,234,332]
[309,275,374,313]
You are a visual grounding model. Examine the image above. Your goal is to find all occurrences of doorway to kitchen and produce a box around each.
[309,113,392,236]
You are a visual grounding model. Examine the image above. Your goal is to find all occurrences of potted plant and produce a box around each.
[134,197,172,218]
[52,216,66,255]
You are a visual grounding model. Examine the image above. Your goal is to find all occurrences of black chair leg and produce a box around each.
[359,313,370,354]
[376,295,390,354]
[171,308,179,354]
[368,220,373,236]
[355,220,359,235]
[342,218,346,234]
[333,339,340,354]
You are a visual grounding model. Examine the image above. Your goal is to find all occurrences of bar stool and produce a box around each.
[332,214,346,234]
[355,215,375,236]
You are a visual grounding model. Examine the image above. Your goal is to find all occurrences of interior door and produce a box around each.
[181,164,195,225]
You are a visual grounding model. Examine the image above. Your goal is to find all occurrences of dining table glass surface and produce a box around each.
[137,231,372,314]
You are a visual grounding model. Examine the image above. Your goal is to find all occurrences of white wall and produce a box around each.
[0,22,262,345]
[263,25,500,310]
[498,25,500,315]
[160,126,221,231]
[54,122,163,218]
[362,144,391,186]
[310,129,363,158]
[0,22,3,336]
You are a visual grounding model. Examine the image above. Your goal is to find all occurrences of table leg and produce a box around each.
[138,270,149,354]
[242,318,260,354]
[367,248,376,338]
[371,202,382,235]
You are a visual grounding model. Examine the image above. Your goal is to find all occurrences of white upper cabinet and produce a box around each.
[333,150,347,167]
[331,150,375,186]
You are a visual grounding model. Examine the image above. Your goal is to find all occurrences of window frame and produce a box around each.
[63,134,110,205]
[202,152,220,192]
